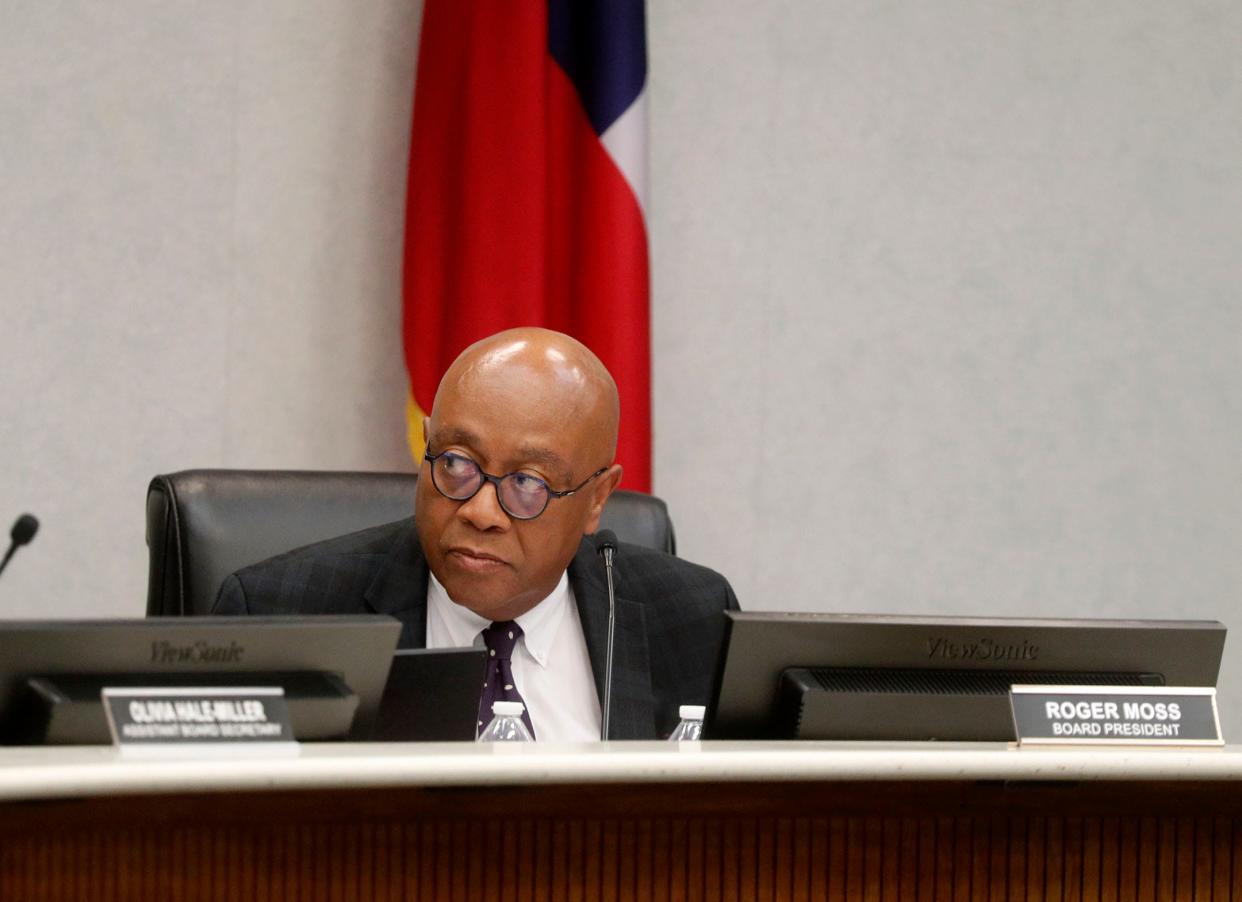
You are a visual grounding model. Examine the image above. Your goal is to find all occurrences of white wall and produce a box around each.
[3,2,1240,727]
[649,2,1242,727]
[1,2,420,617]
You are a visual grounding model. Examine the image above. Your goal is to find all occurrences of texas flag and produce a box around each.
[402,1,652,492]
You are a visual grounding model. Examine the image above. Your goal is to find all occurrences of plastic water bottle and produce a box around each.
[478,701,534,742]
[669,705,705,741]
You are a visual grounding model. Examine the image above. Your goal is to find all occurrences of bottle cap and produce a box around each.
[492,701,526,716]
[678,705,706,721]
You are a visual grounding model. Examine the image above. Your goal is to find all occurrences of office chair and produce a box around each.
[146,469,676,616]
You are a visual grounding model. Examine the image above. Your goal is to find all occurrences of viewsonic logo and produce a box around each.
[926,636,1039,662]
[150,640,245,665]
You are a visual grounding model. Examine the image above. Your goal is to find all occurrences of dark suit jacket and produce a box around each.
[212,518,739,739]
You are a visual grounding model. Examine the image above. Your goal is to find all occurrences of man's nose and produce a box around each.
[456,479,511,531]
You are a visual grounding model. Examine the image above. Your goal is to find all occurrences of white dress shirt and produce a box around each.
[425,570,603,742]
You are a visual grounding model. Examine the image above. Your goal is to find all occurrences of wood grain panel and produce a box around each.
[6,782,1242,900]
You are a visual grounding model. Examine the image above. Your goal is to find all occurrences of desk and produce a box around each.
[3,742,1242,899]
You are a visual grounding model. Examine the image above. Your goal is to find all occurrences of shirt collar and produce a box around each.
[426,574,490,647]
[512,571,570,669]
[426,570,571,670]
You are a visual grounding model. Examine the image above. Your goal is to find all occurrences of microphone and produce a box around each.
[0,514,39,580]
[593,529,619,741]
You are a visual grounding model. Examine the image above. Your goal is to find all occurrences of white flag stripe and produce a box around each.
[599,87,648,218]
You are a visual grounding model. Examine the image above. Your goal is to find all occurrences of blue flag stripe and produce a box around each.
[547,0,647,137]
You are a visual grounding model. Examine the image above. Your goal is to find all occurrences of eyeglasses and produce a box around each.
[423,450,608,521]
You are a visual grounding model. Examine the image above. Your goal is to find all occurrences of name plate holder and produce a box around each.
[102,687,298,756]
[1010,685,1223,747]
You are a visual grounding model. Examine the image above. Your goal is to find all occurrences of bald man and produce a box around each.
[213,329,739,740]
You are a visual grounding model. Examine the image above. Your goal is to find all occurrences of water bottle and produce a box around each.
[478,700,534,742]
[668,705,705,741]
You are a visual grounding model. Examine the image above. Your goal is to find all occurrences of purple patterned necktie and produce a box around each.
[478,620,536,738]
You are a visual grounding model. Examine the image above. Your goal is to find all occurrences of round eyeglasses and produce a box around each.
[423,450,608,521]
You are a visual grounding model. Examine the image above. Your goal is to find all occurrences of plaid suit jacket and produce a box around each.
[212,518,740,739]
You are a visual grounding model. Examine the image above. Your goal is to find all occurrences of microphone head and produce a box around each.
[593,529,619,555]
[11,514,38,546]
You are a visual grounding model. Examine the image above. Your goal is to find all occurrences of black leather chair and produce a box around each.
[146,469,676,617]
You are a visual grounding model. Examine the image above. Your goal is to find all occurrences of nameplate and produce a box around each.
[102,687,295,747]
[1010,685,1222,746]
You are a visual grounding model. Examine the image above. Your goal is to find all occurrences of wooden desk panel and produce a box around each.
[5,780,1242,900]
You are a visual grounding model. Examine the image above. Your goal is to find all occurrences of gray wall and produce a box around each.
[3,3,1240,728]
[650,1,1242,728]
[1,2,420,617]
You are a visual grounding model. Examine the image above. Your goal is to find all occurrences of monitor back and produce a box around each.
[706,612,1226,740]
[0,616,401,743]
[372,647,488,742]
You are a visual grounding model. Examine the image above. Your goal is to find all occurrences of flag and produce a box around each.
[402,1,652,492]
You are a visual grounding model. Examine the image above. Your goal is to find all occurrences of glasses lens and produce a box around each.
[498,472,550,520]
[432,452,482,499]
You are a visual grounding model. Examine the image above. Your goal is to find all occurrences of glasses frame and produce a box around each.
[423,450,608,521]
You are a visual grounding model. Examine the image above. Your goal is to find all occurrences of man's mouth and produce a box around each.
[446,547,507,572]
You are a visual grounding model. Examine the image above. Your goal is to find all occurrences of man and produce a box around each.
[213,328,739,740]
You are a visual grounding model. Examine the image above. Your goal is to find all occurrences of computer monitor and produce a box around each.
[705,612,1226,741]
[0,615,401,744]
[372,646,489,742]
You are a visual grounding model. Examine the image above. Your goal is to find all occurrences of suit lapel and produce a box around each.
[359,530,655,737]
[568,539,655,739]
[362,522,430,648]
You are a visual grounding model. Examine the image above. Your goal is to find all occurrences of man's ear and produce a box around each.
[583,464,623,535]
[422,417,430,445]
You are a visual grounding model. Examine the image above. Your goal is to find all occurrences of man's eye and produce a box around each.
[443,454,474,475]
[510,473,545,495]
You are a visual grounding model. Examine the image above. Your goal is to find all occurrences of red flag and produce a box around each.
[402,2,651,491]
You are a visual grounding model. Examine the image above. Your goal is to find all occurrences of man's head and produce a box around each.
[416,328,623,621]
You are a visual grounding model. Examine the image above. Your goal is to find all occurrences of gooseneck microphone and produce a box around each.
[0,514,39,580]
[594,529,619,741]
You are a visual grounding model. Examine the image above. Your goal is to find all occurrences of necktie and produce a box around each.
[478,620,536,738]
